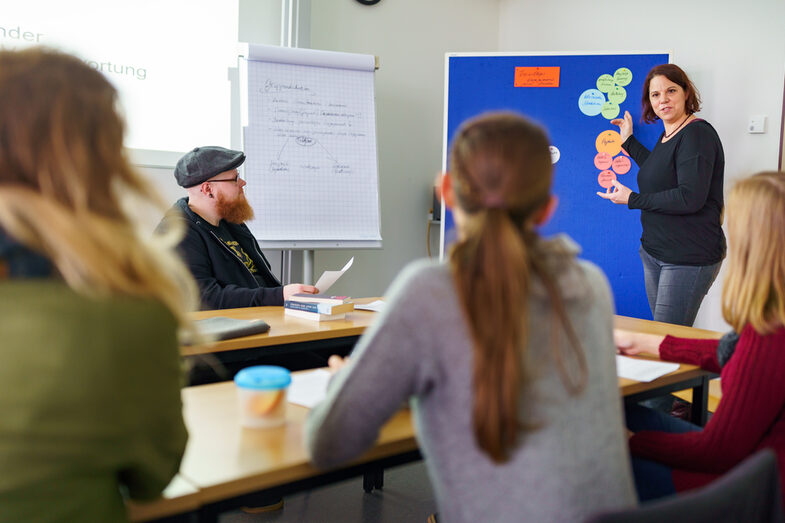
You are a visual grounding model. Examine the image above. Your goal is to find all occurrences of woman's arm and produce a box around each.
[612,111,650,166]
[628,126,720,214]
[615,331,721,373]
[659,335,721,373]
[621,136,651,166]
[305,264,438,468]
[630,330,785,473]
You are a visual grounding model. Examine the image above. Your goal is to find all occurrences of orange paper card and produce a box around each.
[514,67,560,87]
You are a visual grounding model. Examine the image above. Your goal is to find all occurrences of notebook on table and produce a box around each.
[185,316,271,344]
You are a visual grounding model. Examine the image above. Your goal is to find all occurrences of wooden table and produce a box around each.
[126,475,200,522]
[615,315,722,426]
[138,313,721,522]
[177,382,418,520]
[182,300,380,357]
[184,306,721,425]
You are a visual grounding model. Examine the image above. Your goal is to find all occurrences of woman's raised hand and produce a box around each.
[610,110,633,144]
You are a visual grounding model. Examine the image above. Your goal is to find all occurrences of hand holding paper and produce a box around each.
[314,257,353,294]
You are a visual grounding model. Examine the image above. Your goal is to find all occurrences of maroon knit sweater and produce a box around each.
[629,325,785,497]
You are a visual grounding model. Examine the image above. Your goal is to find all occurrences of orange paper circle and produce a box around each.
[595,130,623,156]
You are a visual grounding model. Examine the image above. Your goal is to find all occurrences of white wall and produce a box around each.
[308,0,499,298]
[498,0,785,331]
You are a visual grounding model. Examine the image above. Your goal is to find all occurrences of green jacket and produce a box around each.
[0,280,187,523]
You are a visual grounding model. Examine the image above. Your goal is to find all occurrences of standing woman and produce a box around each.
[0,49,197,522]
[306,113,635,522]
[616,171,785,502]
[598,64,725,326]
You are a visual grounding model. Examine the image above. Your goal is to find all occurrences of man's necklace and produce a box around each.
[664,115,691,139]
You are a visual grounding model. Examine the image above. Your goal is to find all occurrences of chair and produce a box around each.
[587,449,784,523]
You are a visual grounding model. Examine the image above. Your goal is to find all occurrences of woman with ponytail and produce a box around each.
[0,48,198,522]
[306,112,635,521]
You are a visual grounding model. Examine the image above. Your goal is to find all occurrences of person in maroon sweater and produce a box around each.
[615,171,785,502]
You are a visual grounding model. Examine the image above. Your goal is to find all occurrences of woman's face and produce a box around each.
[648,75,687,124]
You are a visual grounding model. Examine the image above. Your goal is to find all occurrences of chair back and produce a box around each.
[587,448,784,523]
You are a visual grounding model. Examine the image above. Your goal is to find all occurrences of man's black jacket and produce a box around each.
[157,198,282,310]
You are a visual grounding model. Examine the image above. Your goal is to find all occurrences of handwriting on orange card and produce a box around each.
[514,67,560,87]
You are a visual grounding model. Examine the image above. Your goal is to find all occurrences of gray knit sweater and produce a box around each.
[306,236,636,522]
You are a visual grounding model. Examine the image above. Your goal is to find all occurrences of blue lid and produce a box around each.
[234,365,291,390]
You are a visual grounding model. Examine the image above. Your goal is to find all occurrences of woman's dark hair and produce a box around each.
[641,64,702,123]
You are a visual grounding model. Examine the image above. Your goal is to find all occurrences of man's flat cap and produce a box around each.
[174,146,246,188]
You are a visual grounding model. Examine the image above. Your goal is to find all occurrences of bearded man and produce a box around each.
[158,146,316,310]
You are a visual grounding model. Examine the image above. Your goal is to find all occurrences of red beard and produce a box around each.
[216,191,255,224]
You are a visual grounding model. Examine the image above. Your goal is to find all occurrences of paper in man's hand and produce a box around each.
[314,257,353,293]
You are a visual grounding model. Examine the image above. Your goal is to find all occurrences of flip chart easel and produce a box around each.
[239,44,383,284]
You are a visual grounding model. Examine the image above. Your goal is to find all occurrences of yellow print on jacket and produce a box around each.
[223,240,257,274]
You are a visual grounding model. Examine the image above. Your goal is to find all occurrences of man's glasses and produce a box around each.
[210,174,241,184]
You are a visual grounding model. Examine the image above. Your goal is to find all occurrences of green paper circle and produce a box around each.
[596,74,615,93]
[607,85,627,104]
[601,101,620,120]
[613,67,633,87]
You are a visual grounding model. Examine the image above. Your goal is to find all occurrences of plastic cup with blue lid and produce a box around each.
[234,365,292,428]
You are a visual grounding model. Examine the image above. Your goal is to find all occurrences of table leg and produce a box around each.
[690,376,710,426]
[363,469,375,493]
[363,466,384,493]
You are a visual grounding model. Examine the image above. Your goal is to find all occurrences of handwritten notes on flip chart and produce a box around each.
[240,44,382,247]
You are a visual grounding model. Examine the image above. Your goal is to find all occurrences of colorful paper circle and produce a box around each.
[613,67,633,86]
[608,85,627,104]
[596,74,615,93]
[601,102,620,119]
[612,155,631,175]
[594,152,612,170]
[578,89,605,116]
[598,170,617,189]
[549,145,560,164]
[596,130,623,156]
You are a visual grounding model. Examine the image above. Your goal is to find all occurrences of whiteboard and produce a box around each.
[441,51,670,320]
[239,44,382,249]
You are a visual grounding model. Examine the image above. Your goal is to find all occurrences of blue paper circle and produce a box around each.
[578,89,605,117]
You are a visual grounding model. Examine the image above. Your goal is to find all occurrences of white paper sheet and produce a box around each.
[354,300,386,312]
[616,355,680,382]
[314,257,353,293]
[288,369,331,408]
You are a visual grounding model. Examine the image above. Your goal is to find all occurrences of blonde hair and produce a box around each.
[722,171,785,334]
[0,48,197,325]
[448,112,587,463]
